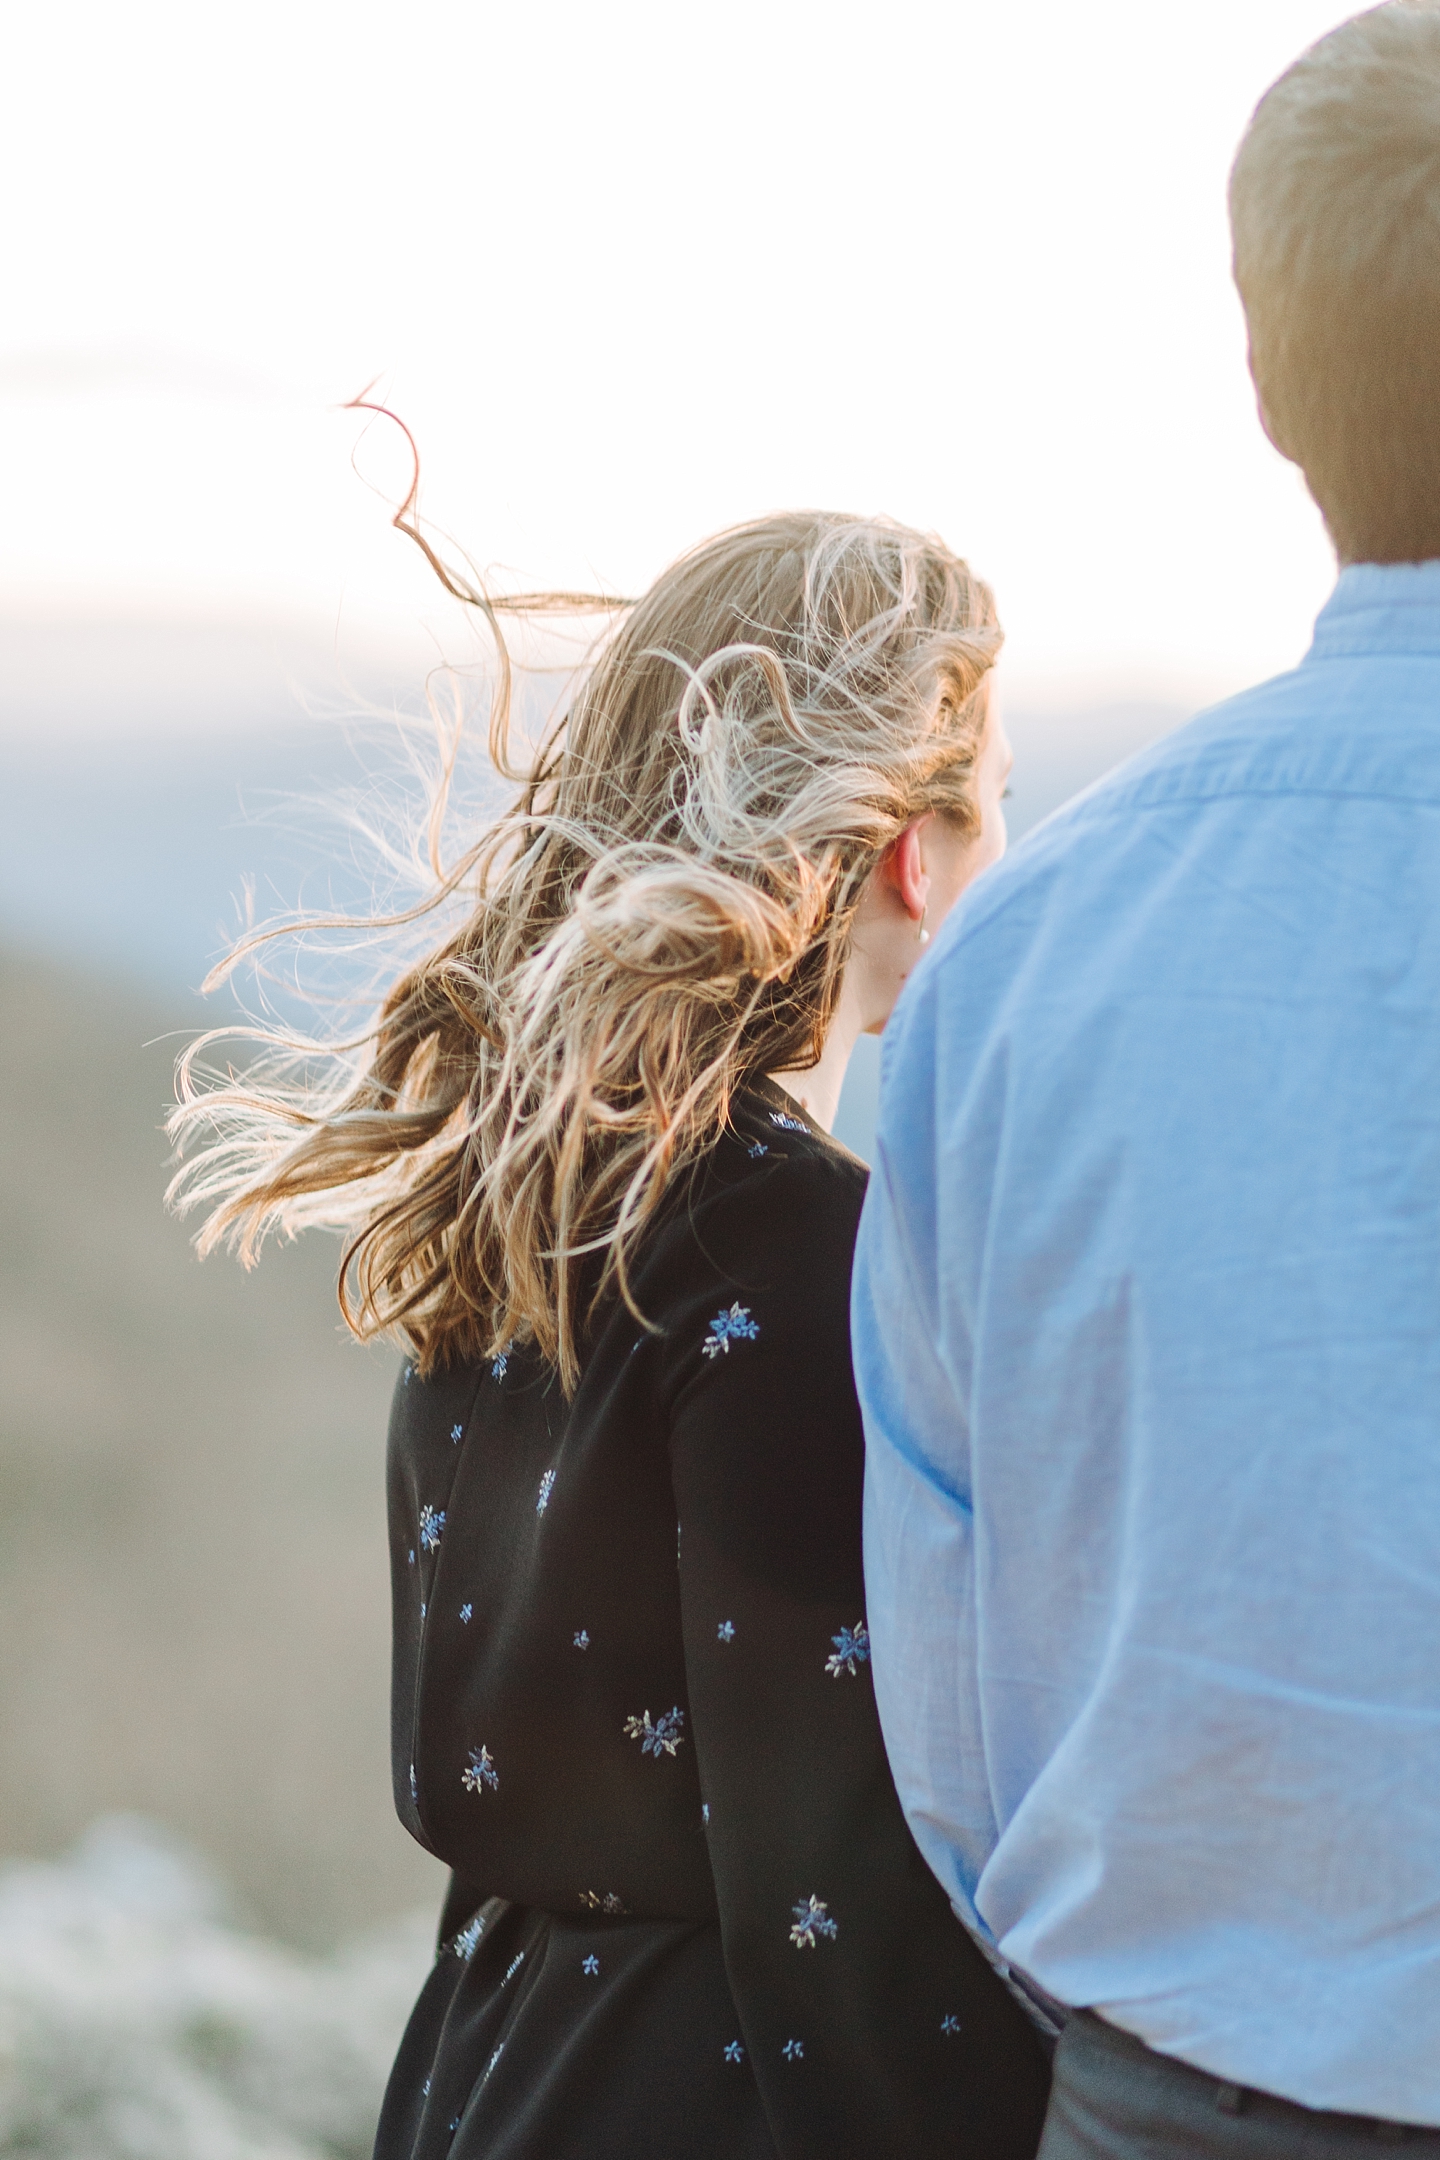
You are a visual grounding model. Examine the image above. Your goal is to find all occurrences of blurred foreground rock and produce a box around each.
[0,1817,432,2160]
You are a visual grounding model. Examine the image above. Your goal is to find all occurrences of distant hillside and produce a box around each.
[0,943,444,1945]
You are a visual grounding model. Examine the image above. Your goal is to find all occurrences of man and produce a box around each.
[853,6,1440,2153]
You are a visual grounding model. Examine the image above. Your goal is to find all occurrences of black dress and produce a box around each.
[376,1079,1050,2160]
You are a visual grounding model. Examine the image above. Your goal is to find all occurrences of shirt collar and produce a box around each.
[1309,559,1440,660]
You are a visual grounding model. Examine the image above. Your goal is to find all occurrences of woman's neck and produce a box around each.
[767,974,866,1134]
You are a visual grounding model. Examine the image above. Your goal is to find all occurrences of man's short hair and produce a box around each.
[1231,3,1440,563]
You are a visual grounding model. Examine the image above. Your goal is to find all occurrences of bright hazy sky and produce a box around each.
[0,0,1358,708]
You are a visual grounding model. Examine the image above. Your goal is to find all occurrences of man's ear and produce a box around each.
[1249,346,1296,461]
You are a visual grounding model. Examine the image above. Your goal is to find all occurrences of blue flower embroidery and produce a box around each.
[407,1548,415,1566]
[747,1142,768,1159]
[580,1889,626,1914]
[717,1620,735,1642]
[790,1895,838,1949]
[826,1622,870,1678]
[452,1914,485,1959]
[724,2041,745,2064]
[490,1345,510,1381]
[460,1603,473,1623]
[782,2038,805,2061]
[624,1706,686,1758]
[419,1504,446,1553]
[769,1110,807,1132]
[501,1952,524,1986]
[702,1303,760,1359]
[450,1422,463,1443]
[941,2014,962,2036]
[573,1629,590,1650]
[462,1745,499,1794]
[582,1954,600,1976]
[536,1469,556,1514]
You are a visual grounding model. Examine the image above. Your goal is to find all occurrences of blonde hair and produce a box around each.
[1230,1,1440,561]
[170,509,1000,1388]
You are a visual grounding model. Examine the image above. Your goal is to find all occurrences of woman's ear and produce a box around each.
[888,817,933,923]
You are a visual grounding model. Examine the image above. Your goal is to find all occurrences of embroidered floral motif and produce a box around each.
[582,1954,600,1976]
[573,1629,591,1650]
[747,1142,768,1159]
[717,1620,735,1642]
[460,1603,473,1623]
[826,1622,870,1678]
[490,1345,510,1381]
[407,1549,415,1566]
[453,1914,485,1959]
[579,1889,627,1914]
[536,1469,556,1514]
[782,2038,805,2061]
[483,2045,504,2082]
[789,1895,838,1949]
[941,2014,962,2035]
[769,1110,807,1132]
[724,2041,745,2064]
[462,1745,499,1795]
[702,1303,760,1359]
[450,1422,463,1443]
[501,1951,524,1987]
[419,1504,446,1553]
[624,1706,686,1758]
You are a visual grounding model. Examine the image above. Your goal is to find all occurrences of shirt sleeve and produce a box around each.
[659,1149,1049,2160]
[852,1128,1002,1939]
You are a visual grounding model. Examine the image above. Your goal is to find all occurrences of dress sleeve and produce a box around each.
[659,1150,1049,2160]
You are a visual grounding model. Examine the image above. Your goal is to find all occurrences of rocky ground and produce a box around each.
[0,1817,433,2160]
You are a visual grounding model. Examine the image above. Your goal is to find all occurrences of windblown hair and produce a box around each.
[170,509,1000,1388]
[1230,1,1440,562]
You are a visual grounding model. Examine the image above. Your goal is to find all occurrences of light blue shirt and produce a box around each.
[853,563,1440,2125]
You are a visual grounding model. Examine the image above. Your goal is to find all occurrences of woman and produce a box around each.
[172,509,1048,2159]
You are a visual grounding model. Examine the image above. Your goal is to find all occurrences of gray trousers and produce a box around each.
[1038,2011,1440,2159]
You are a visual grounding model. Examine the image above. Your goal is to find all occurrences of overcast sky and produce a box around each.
[0,0,1357,709]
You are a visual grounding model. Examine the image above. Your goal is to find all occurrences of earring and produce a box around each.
[917,906,930,947]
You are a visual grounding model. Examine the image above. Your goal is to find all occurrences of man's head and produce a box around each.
[1231,3,1440,564]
